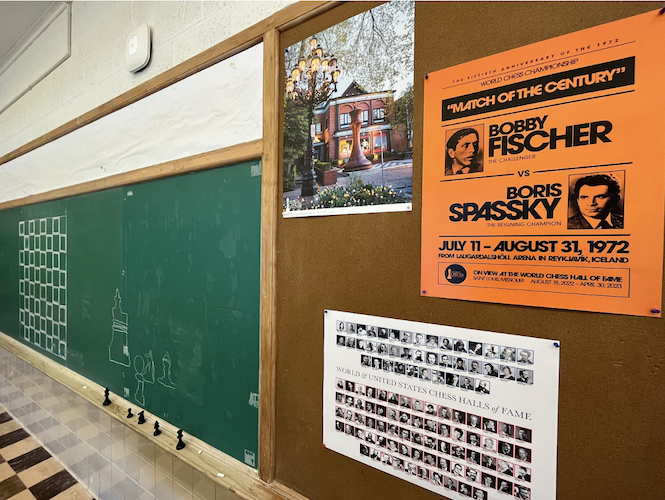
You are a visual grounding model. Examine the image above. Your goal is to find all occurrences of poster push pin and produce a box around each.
[103,388,111,406]
[127,408,134,418]
[153,421,161,436]
[138,411,146,424]
[176,429,186,450]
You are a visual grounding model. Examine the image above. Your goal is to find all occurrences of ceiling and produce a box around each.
[0,1,58,72]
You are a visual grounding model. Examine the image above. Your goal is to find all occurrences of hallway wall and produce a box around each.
[0,1,293,158]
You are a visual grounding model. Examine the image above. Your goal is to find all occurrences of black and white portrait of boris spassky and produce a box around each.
[568,172,624,229]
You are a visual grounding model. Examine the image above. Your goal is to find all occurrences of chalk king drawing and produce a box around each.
[109,289,130,366]
[134,355,148,405]
[158,351,176,389]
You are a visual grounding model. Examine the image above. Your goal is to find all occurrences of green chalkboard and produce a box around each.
[0,160,262,466]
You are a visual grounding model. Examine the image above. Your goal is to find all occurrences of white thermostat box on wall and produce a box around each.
[126,23,151,73]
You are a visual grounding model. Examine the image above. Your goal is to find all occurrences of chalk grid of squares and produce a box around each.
[18,215,67,360]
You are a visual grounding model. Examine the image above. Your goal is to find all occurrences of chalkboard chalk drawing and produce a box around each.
[133,350,156,405]
[144,350,155,384]
[134,355,147,405]
[18,216,67,360]
[109,289,130,366]
[158,351,176,389]
[128,349,175,405]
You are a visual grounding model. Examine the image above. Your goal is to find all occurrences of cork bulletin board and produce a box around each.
[276,2,664,500]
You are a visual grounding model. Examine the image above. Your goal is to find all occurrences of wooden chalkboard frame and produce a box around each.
[0,2,341,500]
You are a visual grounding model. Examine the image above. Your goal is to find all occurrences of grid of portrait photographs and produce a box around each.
[335,377,533,499]
[336,321,535,393]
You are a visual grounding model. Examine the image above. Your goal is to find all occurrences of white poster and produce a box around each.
[323,310,560,500]
[0,44,263,204]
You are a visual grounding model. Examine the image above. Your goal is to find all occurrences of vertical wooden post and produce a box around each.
[259,27,279,484]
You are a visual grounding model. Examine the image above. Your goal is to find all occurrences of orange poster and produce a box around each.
[421,11,665,317]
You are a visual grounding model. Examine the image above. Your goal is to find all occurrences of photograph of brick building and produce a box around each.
[282,1,414,215]
[312,81,410,164]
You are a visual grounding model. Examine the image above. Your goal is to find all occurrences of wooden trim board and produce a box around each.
[0,139,262,211]
[259,28,279,484]
[0,1,340,169]
[0,332,310,500]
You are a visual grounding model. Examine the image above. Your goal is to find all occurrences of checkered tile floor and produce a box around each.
[0,408,92,500]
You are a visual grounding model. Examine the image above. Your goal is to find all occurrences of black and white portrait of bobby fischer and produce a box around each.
[444,126,484,176]
[567,172,624,229]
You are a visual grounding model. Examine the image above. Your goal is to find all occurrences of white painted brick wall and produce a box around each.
[0,1,294,158]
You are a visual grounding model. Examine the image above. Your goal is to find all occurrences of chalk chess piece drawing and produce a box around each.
[158,351,176,389]
[109,289,130,366]
[134,355,147,405]
[144,350,155,384]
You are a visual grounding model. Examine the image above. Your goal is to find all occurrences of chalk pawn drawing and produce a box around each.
[144,350,155,384]
[158,351,176,389]
[134,355,147,405]
[133,351,155,405]
[109,289,130,366]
